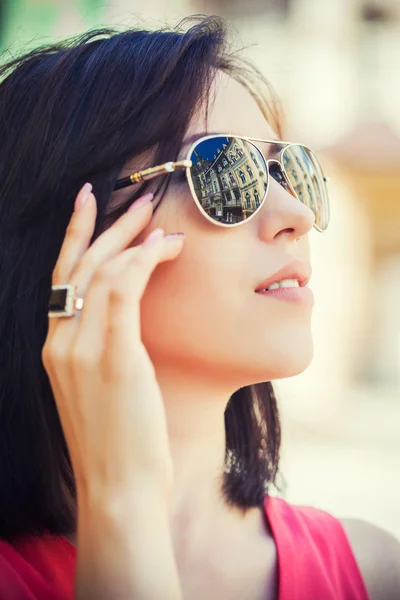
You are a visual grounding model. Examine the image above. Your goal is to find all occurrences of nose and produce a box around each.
[256,168,315,242]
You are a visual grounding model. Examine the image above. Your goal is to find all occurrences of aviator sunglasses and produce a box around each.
[114,134,330,232]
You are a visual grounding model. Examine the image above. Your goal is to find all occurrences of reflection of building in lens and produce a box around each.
[282,147,327,230]
[191,137,267,223]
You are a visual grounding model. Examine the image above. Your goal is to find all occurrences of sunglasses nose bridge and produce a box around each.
[265,159,294,191]
[264,157,282,172]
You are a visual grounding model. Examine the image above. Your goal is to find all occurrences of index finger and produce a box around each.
[52,183,96,286]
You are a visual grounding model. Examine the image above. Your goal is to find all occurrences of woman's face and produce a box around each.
[138,73,315,388]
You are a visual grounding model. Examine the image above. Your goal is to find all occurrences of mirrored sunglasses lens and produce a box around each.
[282,145,330,231]
[189,136,268,225]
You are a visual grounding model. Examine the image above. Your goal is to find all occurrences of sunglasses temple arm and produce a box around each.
[113,159,193,190]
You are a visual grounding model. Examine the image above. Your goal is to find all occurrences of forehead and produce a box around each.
[186,71,278,142]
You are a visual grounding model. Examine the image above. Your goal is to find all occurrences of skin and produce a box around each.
[47,72,400,599]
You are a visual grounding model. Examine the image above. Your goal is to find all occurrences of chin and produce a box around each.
[274,340,314,380]
[240,336,315,385]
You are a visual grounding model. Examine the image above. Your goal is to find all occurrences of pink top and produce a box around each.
[0,496,369,599]
[264,496,369,600]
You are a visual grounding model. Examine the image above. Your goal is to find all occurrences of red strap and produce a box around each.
[264,496,369,600]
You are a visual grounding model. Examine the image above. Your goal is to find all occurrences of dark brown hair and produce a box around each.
[0,15,282,539]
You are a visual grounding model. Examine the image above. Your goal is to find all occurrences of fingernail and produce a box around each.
[74,182,92,212]
[128,193,154,212]
[164,232,185,240]
[143,227,164,246]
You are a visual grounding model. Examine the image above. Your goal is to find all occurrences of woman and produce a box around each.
[0,15,399,600]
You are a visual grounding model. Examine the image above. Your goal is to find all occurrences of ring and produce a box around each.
[48,285,84,318]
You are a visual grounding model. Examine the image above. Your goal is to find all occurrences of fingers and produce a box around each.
[68,192,155,297]
[70,247,143,365]
[50,231,183,442]
[45,184,152,382]
[105,229,178,377]
[74,229,185,380]
[52,184,155,294]
[52,183,96,286]
[45,179,183,376]
[48,186,155,340]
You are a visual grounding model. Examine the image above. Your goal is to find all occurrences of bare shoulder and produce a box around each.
[340,517,400,600]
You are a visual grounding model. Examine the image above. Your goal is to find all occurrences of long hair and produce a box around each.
[0,16,282,539]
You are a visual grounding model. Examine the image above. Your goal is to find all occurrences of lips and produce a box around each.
[254,259,312,292]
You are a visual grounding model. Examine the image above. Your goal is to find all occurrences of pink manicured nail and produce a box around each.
[74,182,92,212]
[143,228,164,246]
[128,193,154,212]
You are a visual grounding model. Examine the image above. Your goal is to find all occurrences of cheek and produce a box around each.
[140,239,314,384]
[140,239,232,367]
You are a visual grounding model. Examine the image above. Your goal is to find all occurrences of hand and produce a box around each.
[42,183,184,504]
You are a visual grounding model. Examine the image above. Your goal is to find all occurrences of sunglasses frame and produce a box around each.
[114,134,330,233]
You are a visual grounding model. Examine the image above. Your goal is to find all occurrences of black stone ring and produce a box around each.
[48,285,84,318]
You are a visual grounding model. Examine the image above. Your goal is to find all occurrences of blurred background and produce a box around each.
[1,0,400,538]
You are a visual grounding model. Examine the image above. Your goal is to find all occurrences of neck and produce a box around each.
[157,362,231,521]
[155,361,262,563]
